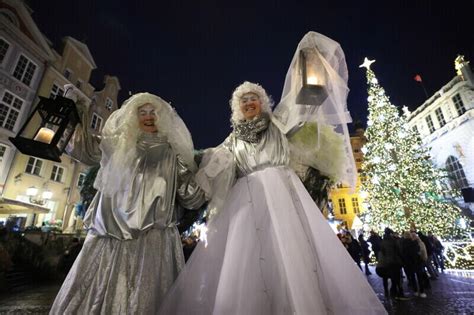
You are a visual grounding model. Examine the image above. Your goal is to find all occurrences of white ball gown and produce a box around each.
[158,121,387,314]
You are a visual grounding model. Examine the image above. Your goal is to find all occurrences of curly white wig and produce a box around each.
[230,81,273,123]
[94,92,196,196]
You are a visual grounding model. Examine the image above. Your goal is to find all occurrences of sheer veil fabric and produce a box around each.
[274,31,356,188]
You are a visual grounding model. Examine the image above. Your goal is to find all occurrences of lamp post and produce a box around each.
[9,87,81,162]
[295,48,329,106]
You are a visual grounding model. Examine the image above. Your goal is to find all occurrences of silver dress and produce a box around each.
[50,133,205,315]
[227,121,289,176]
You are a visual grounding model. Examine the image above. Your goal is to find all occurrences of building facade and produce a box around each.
[0,1,121,231]
[329,126,367,229]
[0,0,54,192]
[406,57,474,214]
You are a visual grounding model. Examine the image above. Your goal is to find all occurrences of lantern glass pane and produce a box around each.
[57,122,76,152]
[302,49,327,86]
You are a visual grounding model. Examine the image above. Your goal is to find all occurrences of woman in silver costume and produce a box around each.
[50,93,206,314]
[159,32,387,314]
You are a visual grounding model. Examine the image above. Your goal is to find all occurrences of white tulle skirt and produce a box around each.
[159,167,387,315]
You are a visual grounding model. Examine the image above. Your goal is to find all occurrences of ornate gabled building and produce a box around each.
[0,0,55,192]
[0,1,121,231]
[406,56,474,215]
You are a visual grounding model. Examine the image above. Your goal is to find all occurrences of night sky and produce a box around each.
[28,0,473,149]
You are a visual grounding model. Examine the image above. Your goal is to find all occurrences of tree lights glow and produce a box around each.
[359,59,470,240]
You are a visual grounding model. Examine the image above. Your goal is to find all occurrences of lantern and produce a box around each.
[295,48,329,106]
[9,95,80,162]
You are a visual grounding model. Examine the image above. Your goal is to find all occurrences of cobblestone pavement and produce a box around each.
[0,268,472,314]
[0,283,61,315]
[367,268,474,315]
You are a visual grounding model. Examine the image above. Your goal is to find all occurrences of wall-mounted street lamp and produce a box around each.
[295,48,329,107]
[26,186,53,206]
[9,87,80,162]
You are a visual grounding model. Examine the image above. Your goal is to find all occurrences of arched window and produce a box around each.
[445,156,468,190]
[0,9,19,27]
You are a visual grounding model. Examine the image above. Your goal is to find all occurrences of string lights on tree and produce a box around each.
[359,58,470,240]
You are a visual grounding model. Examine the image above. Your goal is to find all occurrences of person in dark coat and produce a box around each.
[418,231,438,279]
[358,234,372,275]
[400,231,420,295]
[431,233,445,272]
[342,232,362,270]
[367,230,382,260]
[380,228,405,299]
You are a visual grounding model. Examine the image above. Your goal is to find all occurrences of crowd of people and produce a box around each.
[339,227,445,300]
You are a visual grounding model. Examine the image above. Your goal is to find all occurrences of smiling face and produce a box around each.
[239,92,262,120]
[137,103,158,133]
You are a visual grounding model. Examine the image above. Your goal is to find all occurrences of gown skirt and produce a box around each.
[50,227,184,314]
[159,166,387,314]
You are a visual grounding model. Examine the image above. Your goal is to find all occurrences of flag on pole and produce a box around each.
[414,74,422,82]
[414,74,428,98]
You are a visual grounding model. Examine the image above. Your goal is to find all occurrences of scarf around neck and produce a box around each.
[232,114,270,143]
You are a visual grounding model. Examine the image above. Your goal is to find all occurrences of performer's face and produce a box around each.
[137,103,158,133]
[239,93,262,120]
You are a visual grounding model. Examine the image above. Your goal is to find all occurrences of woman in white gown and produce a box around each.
[159,32,387,315]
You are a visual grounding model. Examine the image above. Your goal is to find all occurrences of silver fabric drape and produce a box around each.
[226,122,290,177]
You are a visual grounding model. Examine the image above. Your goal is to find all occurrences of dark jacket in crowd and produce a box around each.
[399,237,421,270]
[380,233,402,268]
[418,232,433,256]
[368,232,382,258]
[358,234,371,260]
[346,236,362,263]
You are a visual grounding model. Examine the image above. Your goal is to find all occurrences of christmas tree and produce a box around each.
[359,58,469,240]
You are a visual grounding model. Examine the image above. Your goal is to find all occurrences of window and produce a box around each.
[0,91,23,131]
[354,149,360,153]
[355,158,362,162]
[425,115,435,133]
[105,98,113,111]
[445,156,468,190]
[352,197,360,214]
[0,144,5,158]
[91,113,103,131]
[13,55,37,86]
[76,80,82,89]
[338,198,347,214]
[453,94,466,116]
[0,38,10,64]
[50,84,64,99]
[50,165,65,182]
[412,125,419,134]
[25,157,42,176]
[0,9,19,26]
[64,69,72,80]
[0,144,6,164]
[435,108,446,127]
[77,172,86,187]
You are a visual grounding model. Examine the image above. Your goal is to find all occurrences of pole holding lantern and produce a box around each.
[9,85,81,162]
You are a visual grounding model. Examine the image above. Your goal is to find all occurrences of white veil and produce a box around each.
[274,31,356,187]
[93,92,197,196]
